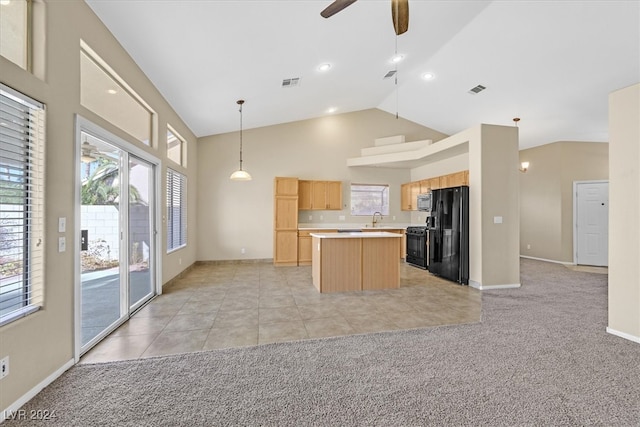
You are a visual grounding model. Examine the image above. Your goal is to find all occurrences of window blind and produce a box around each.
[166,168,186,251]
[0,83,45,326]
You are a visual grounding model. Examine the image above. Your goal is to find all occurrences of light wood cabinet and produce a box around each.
[325,181,342,209]
[401,171,468,210]
[440,170,468,188]
[298,229,337,265]
[298,180,312,210]
[401,181,422,211]
[274,177,299,266]
[298,180,342,210]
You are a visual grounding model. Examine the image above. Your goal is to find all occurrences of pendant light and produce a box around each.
[230,99,252,181]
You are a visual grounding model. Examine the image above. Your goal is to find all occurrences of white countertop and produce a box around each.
[310,232,402,239]
[299,224,414,230]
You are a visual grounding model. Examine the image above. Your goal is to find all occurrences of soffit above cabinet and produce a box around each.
[347,138,469,169]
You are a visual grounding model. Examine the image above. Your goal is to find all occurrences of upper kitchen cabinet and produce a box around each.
[298,180,312,210]
[299,180,342,210]
[440,170,469,188]
[401,171,468,211]
[401,181,422,211]
[275,176,299,196]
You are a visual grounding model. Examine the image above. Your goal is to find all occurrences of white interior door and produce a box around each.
[575,181,609,266]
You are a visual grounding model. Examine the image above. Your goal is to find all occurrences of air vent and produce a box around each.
[282,77,300,88]
[383,70,397,79]
[468,84,487,94]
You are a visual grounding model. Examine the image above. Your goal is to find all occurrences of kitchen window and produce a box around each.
[0,83,45,326]
[350,183,389,216]
[166,168,186,251]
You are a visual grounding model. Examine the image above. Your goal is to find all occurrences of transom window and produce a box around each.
[0,0,29,69]
[167,125,186,167]
[350,183,389,216]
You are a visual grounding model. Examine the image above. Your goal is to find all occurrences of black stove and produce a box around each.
[406,226,429,269]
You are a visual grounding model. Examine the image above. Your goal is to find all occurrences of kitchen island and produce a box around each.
[310,232,402,293]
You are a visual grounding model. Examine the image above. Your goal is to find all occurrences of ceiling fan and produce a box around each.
[321,0,409,35]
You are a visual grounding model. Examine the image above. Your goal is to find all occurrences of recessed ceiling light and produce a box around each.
[391,54,404,63]
[318,63,332,72]
[327,107,337,114]
[422,72,435,80]
[107,89,118,94]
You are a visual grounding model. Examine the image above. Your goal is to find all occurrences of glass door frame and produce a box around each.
[74,115,161,361]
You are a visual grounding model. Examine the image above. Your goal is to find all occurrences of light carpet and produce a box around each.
[5,259,639,426]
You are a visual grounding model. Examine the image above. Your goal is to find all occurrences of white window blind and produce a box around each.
[166,169,186,251]
[0,83,45,326]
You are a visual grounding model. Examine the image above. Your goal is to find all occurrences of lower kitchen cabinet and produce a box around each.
[275,231,298,266]
[298,229,336,265]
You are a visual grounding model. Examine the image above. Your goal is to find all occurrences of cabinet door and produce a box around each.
[410,182,421,211]
[275,177,298,196]
[401,183,412,211]
[275,197,298,229]
[419,179,430,194]
[325,181,342,210]
[274,231,298,265]
[311,181,326,210]
[429,177,441,190]
[298,180,312,210]
[298,235,312,265]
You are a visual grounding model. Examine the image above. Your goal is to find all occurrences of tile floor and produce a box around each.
[80,262,481,364]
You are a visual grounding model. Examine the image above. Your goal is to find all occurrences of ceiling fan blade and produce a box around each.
[391,0,409,35]
[321,0,358,18]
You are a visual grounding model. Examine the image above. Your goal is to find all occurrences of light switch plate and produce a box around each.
[494,216,503,224]
[58,237,66,252]
[58,217,66,233]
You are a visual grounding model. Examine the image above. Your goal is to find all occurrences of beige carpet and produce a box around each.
[5,259,639,426]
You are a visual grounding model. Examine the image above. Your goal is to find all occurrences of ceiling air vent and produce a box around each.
[468,84,487,95]
[282,77,301,88]
[383,70,397,79]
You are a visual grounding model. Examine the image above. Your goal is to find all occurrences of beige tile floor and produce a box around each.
[80,262,481,364]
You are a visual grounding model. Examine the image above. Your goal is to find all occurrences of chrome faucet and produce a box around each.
[372,211,383,227]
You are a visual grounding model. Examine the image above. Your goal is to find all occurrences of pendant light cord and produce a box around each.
[238,99,244,170]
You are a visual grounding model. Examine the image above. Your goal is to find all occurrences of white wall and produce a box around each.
[608,83,640,342]
[196,109,448,261]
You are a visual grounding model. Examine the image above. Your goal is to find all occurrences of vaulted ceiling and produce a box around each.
[86,0,639,149]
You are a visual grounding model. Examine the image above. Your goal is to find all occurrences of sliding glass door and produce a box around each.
[77,121,158,356]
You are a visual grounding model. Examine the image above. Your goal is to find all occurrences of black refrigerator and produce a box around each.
[428,186,469,285]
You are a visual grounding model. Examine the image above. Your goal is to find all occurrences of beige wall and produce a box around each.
[0,1,198,412]
[608,83,640,341]
[195,108,448,261]
[519,141,608,263]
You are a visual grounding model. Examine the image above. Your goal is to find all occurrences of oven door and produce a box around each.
[406,228,428,269]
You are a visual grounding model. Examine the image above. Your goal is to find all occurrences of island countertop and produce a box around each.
[310,231,402,239]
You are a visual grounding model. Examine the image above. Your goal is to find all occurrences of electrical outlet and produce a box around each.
[241,248,246,254]
[527,244,531,250]
[339,215,345,221]
[1,356,9,379]
[179,258,182,265]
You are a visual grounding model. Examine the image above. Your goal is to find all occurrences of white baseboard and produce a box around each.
[519,255,574,265]
[606,327,640,344]
[1,358,74,423]
[469,280,521,290]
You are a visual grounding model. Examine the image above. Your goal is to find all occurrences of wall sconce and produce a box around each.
[519,161,530,173]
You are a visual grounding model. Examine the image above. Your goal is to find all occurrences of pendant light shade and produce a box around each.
[230,99,252,181]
